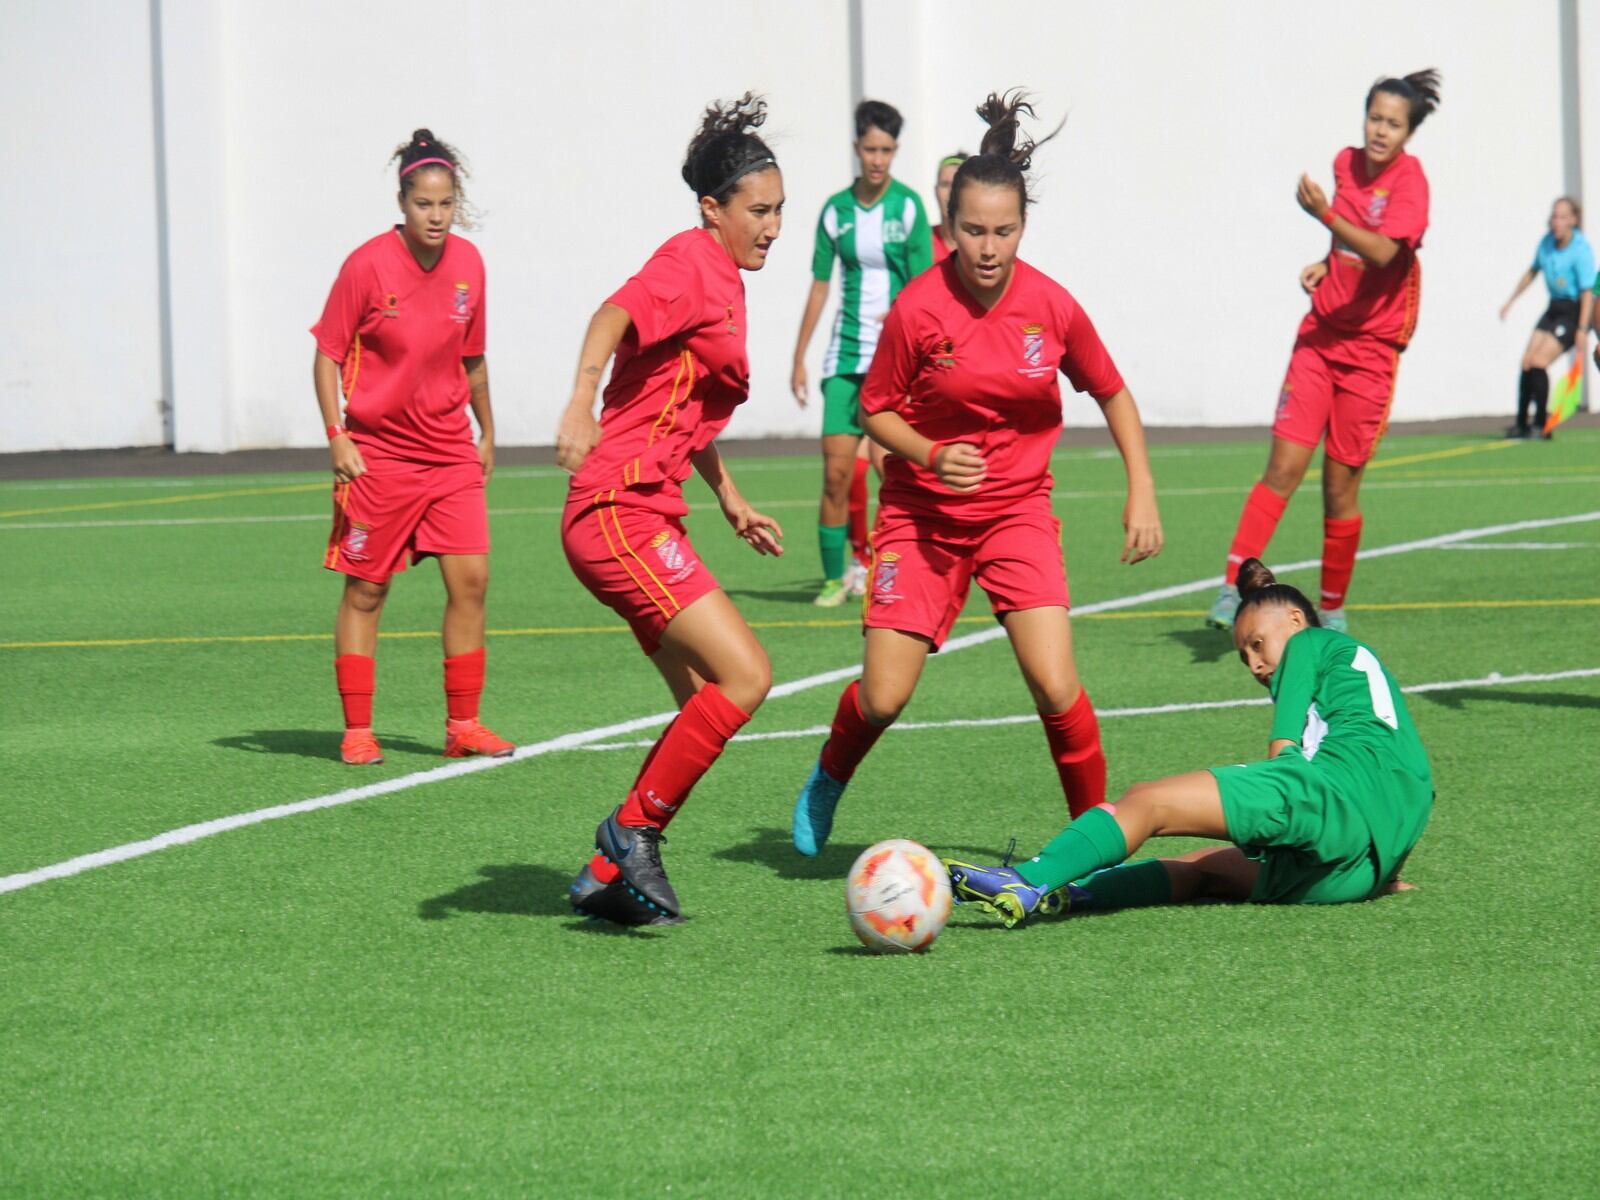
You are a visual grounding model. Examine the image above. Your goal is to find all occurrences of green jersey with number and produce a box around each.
[812,179,933,377]
[1268,627,1433,879]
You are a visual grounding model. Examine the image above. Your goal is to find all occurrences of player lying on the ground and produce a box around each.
[945,558,1433,926]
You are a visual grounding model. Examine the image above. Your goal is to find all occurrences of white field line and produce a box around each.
[1,509,1595,898]
[5,474,1598,533]
[1437,541,1592,551]
[575,667,1600,752]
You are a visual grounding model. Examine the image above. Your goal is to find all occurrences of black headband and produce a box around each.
[703,156,776,200]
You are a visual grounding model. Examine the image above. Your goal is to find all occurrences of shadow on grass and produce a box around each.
[1419,689,1600,713]
[418,864,668,938]
[213,729,438,760]
[1164,627,1235,665]
[714,826,1009,882]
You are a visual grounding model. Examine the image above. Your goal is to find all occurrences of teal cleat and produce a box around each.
[792,759,846,856]
[1319,607,1348,633]
[1206,584,1241,630]
[944,857,1078,928]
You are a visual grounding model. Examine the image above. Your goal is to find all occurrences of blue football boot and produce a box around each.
[944,857,1080,928]
[792,758,847,856]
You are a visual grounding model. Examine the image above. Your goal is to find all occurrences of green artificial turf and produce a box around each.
[1,430,1597,1196]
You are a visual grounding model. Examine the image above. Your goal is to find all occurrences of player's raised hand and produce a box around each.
[726,500,784,556]
[1296,174,1330,221]
[791,361,810,408]
[555,403,601,473]
[931,442,986,493]
[1300,261,1328,294]
[1121,488,1163,564]
[330,434,366,484]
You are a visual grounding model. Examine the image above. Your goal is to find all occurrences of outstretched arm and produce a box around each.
[1499,268,1539,321]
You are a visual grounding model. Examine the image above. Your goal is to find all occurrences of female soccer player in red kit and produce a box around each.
[1208,71,1441,634]
[792,92,1164,856]
[312,130,513,766]
[557,95,786,926]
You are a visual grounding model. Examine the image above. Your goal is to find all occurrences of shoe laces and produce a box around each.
[1000,836,1018,869]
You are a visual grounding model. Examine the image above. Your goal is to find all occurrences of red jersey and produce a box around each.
[1312,148,1428,347]
[570,228,749,516]
[931,229,955,266]
[862,257,1124,525]
[312,229,486,466]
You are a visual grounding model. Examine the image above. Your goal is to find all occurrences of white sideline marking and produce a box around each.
[1437,541,1591,551]
[1,509,1596,898]
[576,667,1600,752]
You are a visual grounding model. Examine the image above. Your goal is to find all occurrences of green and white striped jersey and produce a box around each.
[811,178,933,377]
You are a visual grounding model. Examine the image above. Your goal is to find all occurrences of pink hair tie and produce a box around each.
[400,156,454,177]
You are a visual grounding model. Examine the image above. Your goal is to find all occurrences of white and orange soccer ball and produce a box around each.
[845,839,953,954]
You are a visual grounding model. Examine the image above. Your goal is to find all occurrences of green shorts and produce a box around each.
[821,374,865,437]
[1211,750,1386,905]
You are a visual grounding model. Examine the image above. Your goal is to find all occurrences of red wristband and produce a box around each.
[925,440,949,470]
[1319,208,1336,228]
[326,424,348,441]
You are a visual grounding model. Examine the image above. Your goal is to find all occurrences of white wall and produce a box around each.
[0,0,1585,452]
[217,0,851,453]
[1,1,166,452]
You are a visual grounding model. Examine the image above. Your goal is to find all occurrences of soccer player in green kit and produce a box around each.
[945,558,1431,925]
[792,99,935,606]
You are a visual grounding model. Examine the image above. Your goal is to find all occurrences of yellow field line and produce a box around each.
[0,482,327,520]
[1364,440,1520,471]
[5,597,1595,650]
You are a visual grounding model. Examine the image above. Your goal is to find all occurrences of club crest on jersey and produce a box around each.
[1366,189,1389,225]
[872,551,902,604]
[382,293,400,318]
[451,282,471,324]
[883,218,907,243]
[343,522,371,562]
[649,529,697,584]
[1021,323,1045,367]
[932,337,956,369]
[725,304,738,335]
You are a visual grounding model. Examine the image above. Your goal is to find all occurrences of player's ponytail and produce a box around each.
[1235,558,1321,627]
[1366,68,1442,132]
[682,93,779,204]
[389,128,477,228]
[947,89,1064,222]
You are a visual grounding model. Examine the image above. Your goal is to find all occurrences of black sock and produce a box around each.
[1529,368,1550,429]
[1517,369,1534,428]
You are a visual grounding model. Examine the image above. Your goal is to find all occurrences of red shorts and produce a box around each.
[1273,317,1401,468]
[562,496,720,654]
[324,459,488,583]
[865,508,1070,649]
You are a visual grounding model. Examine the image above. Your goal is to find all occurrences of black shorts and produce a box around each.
[1535,298,1583,350]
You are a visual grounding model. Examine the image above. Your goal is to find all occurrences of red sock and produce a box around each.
[1040,690,1106,819]
[443,647,486,722]
[588,707,683,884]
[617,683,751,830]
[1320,515,1363,611]
[847,457,870,562]
[334,654,375,730]
[1225,482,1290,584]
[819,680,888,783]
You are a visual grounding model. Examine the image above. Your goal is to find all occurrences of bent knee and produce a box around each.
[859,681,912,727]
[719,649,772,714]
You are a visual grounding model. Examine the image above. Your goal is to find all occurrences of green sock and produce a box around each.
[818,523,848,580]
[1014,806,1127,891]
[1075,860,1172,910]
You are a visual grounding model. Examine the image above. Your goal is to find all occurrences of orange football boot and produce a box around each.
[444,720,515,758]
[340,729,384,765]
